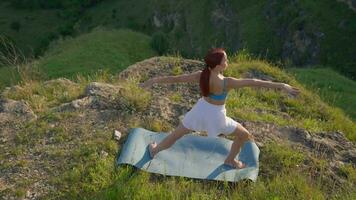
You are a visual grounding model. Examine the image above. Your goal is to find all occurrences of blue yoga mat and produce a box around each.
[117,128,260,182]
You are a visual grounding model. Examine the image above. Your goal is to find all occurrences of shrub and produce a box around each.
[151,31,170,55]
[10,21,21,32]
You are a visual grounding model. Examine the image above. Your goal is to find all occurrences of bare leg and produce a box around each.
[224,123,254,169]
[149,123,191,158]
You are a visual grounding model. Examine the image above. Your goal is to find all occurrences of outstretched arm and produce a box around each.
[226,77,300,96]
[139,71,202,89]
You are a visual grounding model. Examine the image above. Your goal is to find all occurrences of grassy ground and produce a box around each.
[288,67,356,121]
[0,28,157,89]
[1,1,355,198]
[1,54,355,199]
[38,28,156,79]
[224,54,356,141]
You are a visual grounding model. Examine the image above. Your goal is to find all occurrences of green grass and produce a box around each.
[0,1,66,55]
[0,28,157,89]
[0,66,19,89]
[38,28,156,79]
[2,51,356,199]
[288,67,356,120]
[2,78,83,113]
[93,143,338,200]
[225,54,356,141]
[43,142,330,200]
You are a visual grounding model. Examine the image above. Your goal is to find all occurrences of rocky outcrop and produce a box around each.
[242,121,356,164]
[264,0,323,66]
[43,78,78,88]
[0,98,37,122]
[338,0,356,12]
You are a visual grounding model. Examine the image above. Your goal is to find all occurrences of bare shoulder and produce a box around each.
[225,77,239,87]
[225,77,257,89]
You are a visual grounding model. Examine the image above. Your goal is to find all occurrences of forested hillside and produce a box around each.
[1,0,356,79]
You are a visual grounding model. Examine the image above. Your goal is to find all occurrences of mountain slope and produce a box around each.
[289,67,356,120]
[39,28,157,79]
[0,28,157,89]
[2,0,356,79]
[65,0,356,78]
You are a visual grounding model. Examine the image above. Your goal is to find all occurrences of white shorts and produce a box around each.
[182,97,238,137]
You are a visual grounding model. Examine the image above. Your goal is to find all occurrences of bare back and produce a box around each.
[173,70,230,105]
[202,72,230,105]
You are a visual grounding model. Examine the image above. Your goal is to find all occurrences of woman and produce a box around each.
[139,48,299,169]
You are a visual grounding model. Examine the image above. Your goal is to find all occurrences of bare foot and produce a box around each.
[148,142,157,158]
[224,159,246,169]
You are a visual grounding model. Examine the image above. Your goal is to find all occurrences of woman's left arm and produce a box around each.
[227,78,300,96]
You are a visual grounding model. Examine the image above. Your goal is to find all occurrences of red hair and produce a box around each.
[200,48,225,97]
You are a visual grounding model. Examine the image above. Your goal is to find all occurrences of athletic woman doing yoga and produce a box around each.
[140,48,300,169]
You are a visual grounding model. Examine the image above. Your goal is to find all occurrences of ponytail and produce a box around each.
[200,67,210,97]
[200,48,225,97]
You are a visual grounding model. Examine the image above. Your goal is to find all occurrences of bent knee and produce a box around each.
[235,130,254,142]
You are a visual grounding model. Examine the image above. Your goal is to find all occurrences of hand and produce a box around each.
[282,83,300,97]
[139,79,154,89]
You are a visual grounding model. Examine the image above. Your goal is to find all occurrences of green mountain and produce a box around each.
[1,1,355,199]
[1,0,356,79]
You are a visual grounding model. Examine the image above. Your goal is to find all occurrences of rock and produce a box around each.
[113,130,122,141]
[100,150,108,158]
[84,82,122,98]
[53,96,94,112]
[26,190,31,198]
[242,121,355,166]
[50,82,124,111]
[43,78,78,88]
[0,98,37,121]
[342,149,356,163]
[1,85,23,96]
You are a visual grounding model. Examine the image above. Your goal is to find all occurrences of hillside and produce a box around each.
[1,0,356,79]
[0,56,355,199]
[69,0,356,79]
[289,67,356,120]
[38,28,156,79]
[0,28,157,89]
[0,1,67,56]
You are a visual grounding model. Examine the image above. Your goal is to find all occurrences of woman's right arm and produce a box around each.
[140,70,202,89]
